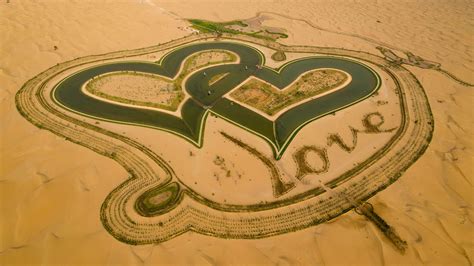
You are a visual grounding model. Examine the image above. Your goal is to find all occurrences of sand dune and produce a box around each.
[1,0,472,265]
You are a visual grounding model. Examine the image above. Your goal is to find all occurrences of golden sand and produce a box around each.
[1,1,472,264]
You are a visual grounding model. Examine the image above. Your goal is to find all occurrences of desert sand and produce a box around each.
[1,0,473,265]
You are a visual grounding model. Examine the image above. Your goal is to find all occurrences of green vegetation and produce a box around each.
[271,50,286,62]
[230,69,349,116]
[326,128,358,153]
[208,72,229,86]
[189,19,278,41]
[264,30,288,39]
[179,50,237,77]
[361,112,397,133]
[135,182,180,217]
[189,19,244,34]
[220,131,295,197]
[293,146,329,179]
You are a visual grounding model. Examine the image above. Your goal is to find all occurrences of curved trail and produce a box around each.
[253,11,407,53]
[16,33,433,244]
[437,69,474,87]
[250,11,473,87]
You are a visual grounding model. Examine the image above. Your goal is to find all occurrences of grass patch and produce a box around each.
[189,19,242,34]
[271,51,286,62]
[135,183,180,216]
[230,69,349,116]
[264,30,288,39]
[188,19,277,41]
[208,72,230,86]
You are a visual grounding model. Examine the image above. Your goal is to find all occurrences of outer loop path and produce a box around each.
[16,33,433,245]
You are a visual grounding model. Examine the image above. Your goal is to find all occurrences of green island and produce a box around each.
[230,69,349,116]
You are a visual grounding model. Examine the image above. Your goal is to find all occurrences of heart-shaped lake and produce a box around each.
[53,42,380,159]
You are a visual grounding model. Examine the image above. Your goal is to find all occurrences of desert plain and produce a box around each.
[1,0,473,265]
